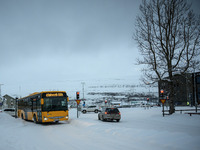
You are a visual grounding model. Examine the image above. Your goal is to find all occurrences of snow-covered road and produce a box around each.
[0,107,200,150]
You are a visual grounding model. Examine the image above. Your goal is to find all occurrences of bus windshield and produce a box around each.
[42,97,68,112]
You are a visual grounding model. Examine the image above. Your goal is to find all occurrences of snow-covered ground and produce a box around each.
[0,107,200,150]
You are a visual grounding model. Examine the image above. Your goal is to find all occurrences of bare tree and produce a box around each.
[134,0,200,114]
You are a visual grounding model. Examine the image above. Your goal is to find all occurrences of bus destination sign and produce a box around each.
[46,93,64,97]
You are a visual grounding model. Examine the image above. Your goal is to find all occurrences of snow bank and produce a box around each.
[0,107,200,150]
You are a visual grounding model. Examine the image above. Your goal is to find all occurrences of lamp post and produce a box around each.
[15,97,18,118]
[0,84,4,99]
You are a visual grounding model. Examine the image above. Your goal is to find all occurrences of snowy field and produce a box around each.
[0,107,200,150]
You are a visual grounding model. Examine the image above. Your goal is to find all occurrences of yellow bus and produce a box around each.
[17,91,69,123]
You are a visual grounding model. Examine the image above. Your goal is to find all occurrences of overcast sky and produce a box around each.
[0,0,200,97]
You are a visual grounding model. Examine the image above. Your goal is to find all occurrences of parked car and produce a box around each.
[98,107,121,122]
[140,103,153,108]
[3,108,15,116]
[82,105,101,114]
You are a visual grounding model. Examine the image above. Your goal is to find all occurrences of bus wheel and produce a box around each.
[21,114,24,120]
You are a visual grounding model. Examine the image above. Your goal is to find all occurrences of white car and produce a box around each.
[3,108,15,117]
[81,105,101,114]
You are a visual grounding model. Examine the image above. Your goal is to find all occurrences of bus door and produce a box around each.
[32,97,42,122]
[37,98,42,122]
[32,98,37,115]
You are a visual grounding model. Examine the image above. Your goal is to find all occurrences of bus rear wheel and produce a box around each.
[21,114,24,120]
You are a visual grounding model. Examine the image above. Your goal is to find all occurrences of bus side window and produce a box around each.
[37,99,41,107]
[28,98,32,106]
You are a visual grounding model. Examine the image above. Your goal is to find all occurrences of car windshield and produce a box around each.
[106,108,119,114]
[43,97,68,112]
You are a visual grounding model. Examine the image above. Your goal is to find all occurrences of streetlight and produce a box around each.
[0,84,4,98]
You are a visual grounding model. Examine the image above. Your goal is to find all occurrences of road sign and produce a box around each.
[75,100,81,118]
[160,99,166,104]
[76,100,81,105]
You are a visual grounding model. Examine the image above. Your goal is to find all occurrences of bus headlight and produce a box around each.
[44,117,48,121]
[65,116,68,119]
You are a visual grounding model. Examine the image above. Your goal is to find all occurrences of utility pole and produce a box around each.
[81,82,85,100]
[19,86,22,98]
[0,84,3,109]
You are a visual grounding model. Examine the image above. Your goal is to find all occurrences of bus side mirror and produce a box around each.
[41,98,44,105]
[67,97,69,102]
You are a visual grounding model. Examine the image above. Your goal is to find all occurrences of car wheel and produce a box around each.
[98,115,101,120]
[102,116,106,121]
[82,110,86,114]
[94,109,98,113]
[116,119,120,122]
[100,115,103,121]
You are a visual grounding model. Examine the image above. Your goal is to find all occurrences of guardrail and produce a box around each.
[185,112,200,116]
[163,109,200,114]
[175,109,200,114]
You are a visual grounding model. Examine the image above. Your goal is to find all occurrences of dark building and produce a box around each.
[158,72,200,106]
[194,72,200,105]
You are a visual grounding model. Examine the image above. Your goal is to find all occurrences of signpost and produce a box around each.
[160,99,166,117]
[75,99,81,118]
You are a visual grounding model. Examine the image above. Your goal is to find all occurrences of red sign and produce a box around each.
[76,100,81,105]
[160,99,166,104]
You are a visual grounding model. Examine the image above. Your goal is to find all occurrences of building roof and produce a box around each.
[3,94,14,100]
